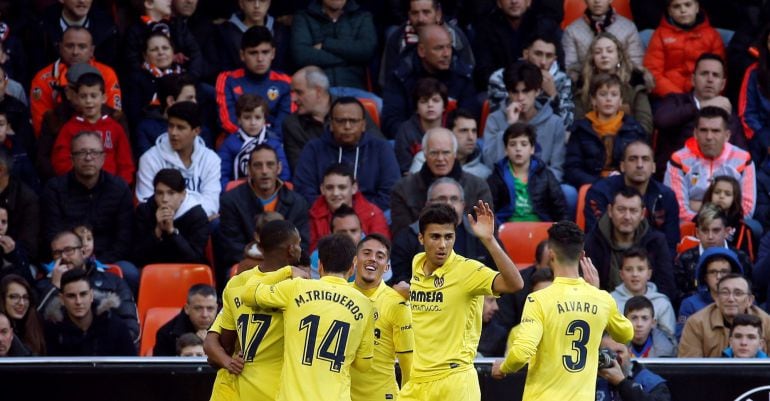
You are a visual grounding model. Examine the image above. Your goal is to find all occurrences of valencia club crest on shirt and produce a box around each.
[267,86,280,101]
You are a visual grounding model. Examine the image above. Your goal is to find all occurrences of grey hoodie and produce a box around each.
[482,100,566,181]
[612,282,677,337]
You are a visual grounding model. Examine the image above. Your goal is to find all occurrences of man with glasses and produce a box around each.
[293,97,399,212]
[679,273,770,357]
[390,127,493,237]
[41,131,138,292]
[35,230,139,344]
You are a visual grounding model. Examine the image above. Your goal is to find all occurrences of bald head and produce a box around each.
[291,66,330,117]
[417,25,452,72]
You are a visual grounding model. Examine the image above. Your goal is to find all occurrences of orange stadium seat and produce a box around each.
[576,184,591,231]
[562,0,633,29]
[224,178,246,192]
[140,307,179,356]
[137,264,214,324]
[478,100,490,136]
[498,222,554,268]
[677,236,700,254]
[359,98,380,128]
[680,221,696,238]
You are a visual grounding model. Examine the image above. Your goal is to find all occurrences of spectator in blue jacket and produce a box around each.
[293,97,399,212]
[217,94,290,188]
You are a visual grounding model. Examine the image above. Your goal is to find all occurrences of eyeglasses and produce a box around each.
[51,246,82,259]
[717,289,749,299]
[426,150,453,159]
[331,117,363,126]
[72,150,105,159]
[707,269,731,277]
[6,294,29,303]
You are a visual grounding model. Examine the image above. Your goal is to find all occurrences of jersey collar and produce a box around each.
[414,251,457,279]
[320,275,349,285]
[353,280,387,300]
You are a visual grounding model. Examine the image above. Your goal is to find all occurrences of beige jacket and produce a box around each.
[678,303,770,357]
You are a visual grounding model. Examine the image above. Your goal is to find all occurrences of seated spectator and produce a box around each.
[483,61,566,182]
[51,72,135,184]
[123,32,185,129]
[389,177,495,286]
[584,140,680,254]
[43,269,136,356]
[30,27,121,137]
[562,0,645,81]
[573,33,653,134]
[283,66,383,170]
[0,275,45,355]
[291,0,377,90]
[723,313,769,358]
[0,206,31,285]
[390,127,492,236]
[740,25,770,168]
[487,33,574,128]
[624,295,677,358]
[503,267,556,353]
[0,311,31,357]
[488,123,567,224]
[236,211,285,275]
[309,163,389,252]
[71,224,107,272]
[136,101,221,218]
[309,205,372,280]
[171,0,220,83]
[409,108,491,179]
[665,106,755,222]
[381,24,476,137]
[0,104,38,191]
[216,26,291,137]
[0,150,40,262]
[42,132,138,291]
[679,273,770,357]
[36,230,138,343]
[565,73,647,188]
[596,332,672,400]
[0,65,36,187]
[219,144,309,269]
[176,332,205,357]
[644,0,725,98]
[154,284,217,356]
[294,97,399,212]
[134,169,210,267]
[218,94,290,188]
[653,54,745,178]
[123,0,203,79]
[395,77,447,174]
[135,73,200,157]
[585,188,677,300]
[379,0,474,91]
[612,248,676,336]
[477,294,500,357]
[218,0,291,73]
[704,176,757,260]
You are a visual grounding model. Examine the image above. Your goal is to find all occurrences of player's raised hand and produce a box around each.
[468,200,495,242]
[491,360,506,379]
[579,255,600,289]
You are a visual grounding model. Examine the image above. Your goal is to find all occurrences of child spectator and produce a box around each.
[394,78,447,174]
[135,74,199,156]
[565,73,647,188]
[677,247,744,339]
[0,274,45,355]
[562,0,645,81]
[0,207,31,285]
[0,106,38,192]
[623,295,677,358]
[50,72,135,185]
[42,223,108,276]
[133,169,209,266]
[217,94,290,188]
[574,32,653,134]
[644,0,726,97]
[136,101,221,218]
[705,176,757,261]
[612,248,676,336]
[217,0,291,73]
[487,123,567,223]
[723,314,769,358]
[176,332,205,357]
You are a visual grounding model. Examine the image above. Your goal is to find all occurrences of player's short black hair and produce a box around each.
[624,295,655,317]
[167,101,202,129]
[697,106,730,128]
[259,220,298,253]
[418,203,458,234]
[241,26,274,50]
[60,269,90,292]
[621,247,649,266]
[502,122,536,147]
[357,233,392,258]
[317,233,357,274]
[330,204,360,231]
[157,73,196,110]
[446,108,476,131]
[176,332,203,354]
[547,221,584,265]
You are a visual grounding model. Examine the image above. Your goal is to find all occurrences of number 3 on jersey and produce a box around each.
[237,313,272,362]
[299,314,351,373]
[562,319,590,372]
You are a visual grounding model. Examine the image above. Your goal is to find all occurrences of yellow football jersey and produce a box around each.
[246,275,375,401]
[408,251,498,382]
[501,277,634,401]
[219,266,293,401]
[351,281,414,401]
[207,314,238,401]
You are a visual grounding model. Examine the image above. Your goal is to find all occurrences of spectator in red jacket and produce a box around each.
[308,163,390,251]
[644,0,726,97]
[50,72,135,185]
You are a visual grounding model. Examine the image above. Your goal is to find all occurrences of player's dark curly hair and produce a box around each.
[318,233,357,274]
[259,220,297,254]
[547,221,585,265]
[418,203,458,234]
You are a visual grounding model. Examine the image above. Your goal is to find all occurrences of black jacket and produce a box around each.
[0,177,40,262]
[217,14,292,74]
[133,197,210,267]
[219,182,309,266]
[43,292,137,356]
[153,309,195,356]
[123,17,203,79]
[41,171,133,263]
[487,157,567,223]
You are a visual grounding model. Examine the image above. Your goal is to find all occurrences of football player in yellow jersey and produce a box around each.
[399,200,525,401]
[204,220,306,401]
[492,221,634,401]
[242,233,375,401]
[350,233,414,401]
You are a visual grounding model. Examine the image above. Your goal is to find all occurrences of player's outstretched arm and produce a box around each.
[468,200,524,293]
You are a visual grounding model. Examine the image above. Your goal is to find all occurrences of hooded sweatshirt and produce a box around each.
[612,282,677,336]
[136,134,222,216]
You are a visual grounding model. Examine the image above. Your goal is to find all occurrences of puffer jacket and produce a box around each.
[487,157,567,223]
[574,69,654,134]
